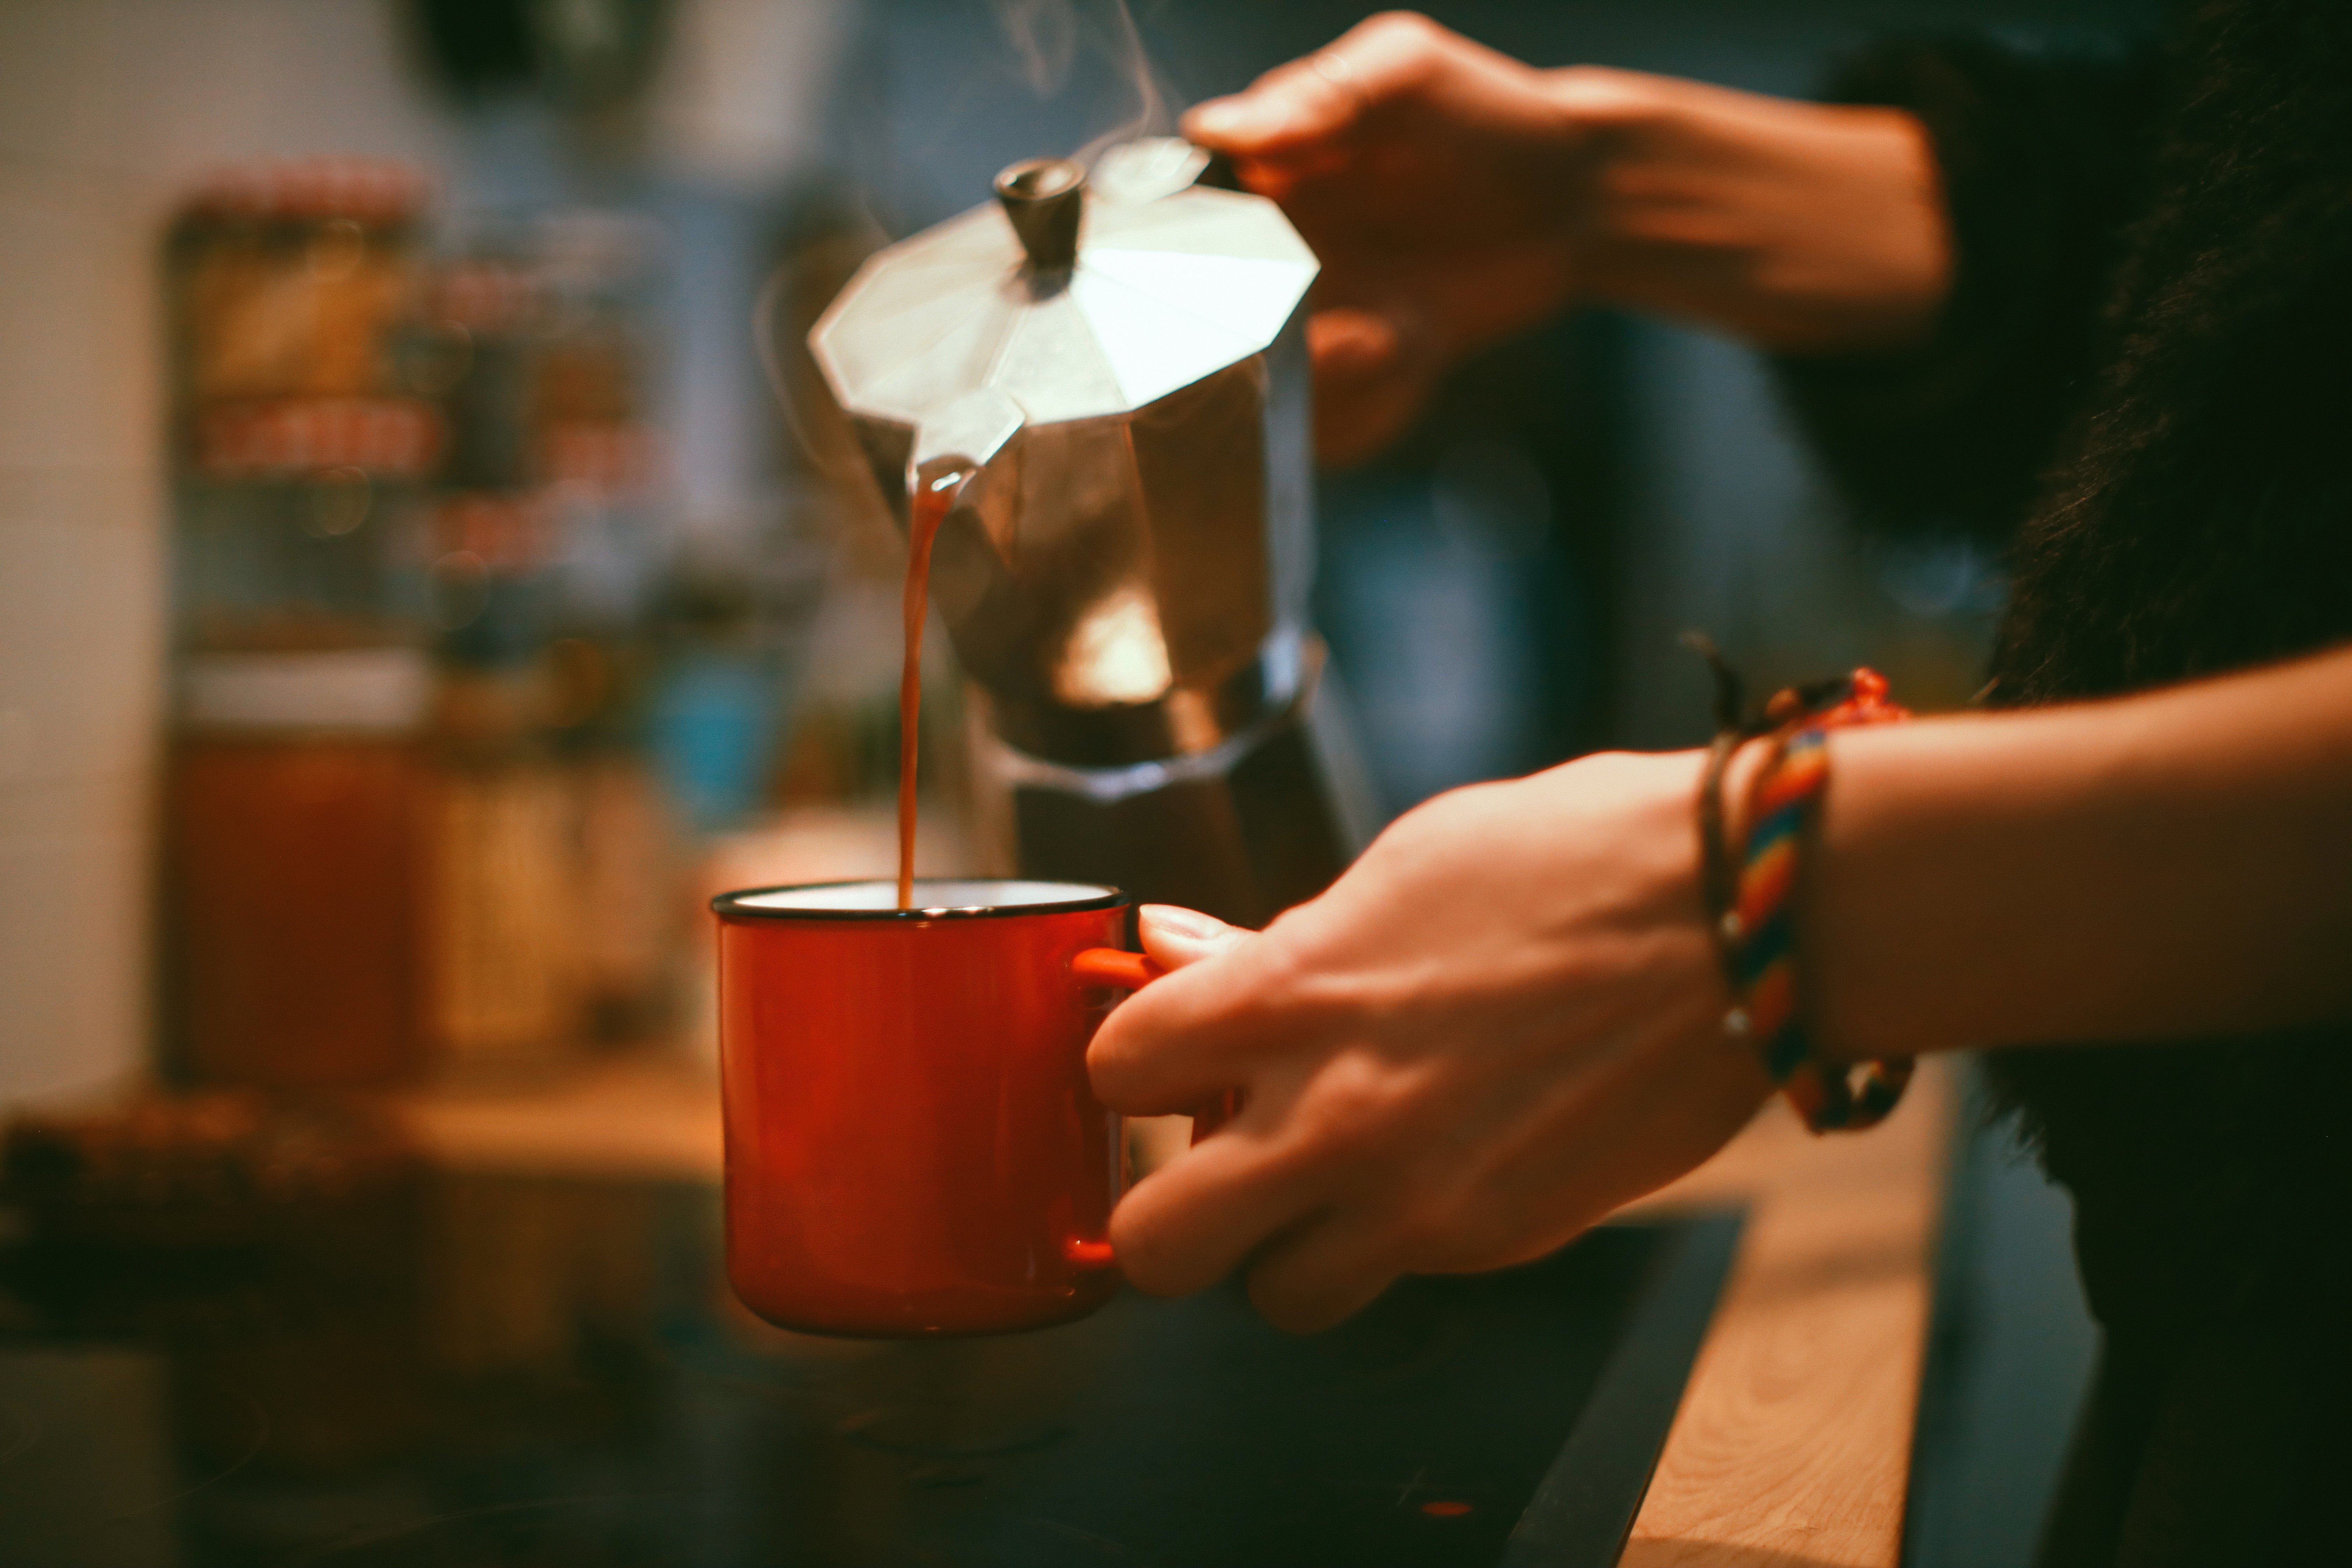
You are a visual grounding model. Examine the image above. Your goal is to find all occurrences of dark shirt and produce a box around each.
[1775,3,2352,1562]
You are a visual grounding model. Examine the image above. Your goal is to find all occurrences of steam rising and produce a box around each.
[995,0,1181,167]
[997,0,1078,93]
[754,0,1188,490]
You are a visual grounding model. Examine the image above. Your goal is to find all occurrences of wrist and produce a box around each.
[1805,717,2004,1063]
[1558,70,1951,353]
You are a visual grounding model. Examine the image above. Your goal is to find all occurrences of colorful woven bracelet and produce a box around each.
[1688,643,1916,1135]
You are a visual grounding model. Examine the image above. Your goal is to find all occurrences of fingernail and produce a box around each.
[1141,904,1224,941]
[1186,100,1253,139]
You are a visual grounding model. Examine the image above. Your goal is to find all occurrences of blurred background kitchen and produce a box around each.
[0,0,2163,1102]
[0,1,2155,1560]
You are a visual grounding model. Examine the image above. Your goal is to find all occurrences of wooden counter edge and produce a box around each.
[1615,1056,1956,1568]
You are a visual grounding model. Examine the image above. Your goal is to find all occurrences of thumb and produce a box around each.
[1138,904,1251,969]
[1182,55,1363,159]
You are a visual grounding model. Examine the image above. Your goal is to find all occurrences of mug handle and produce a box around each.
[1072,948,1245,1144]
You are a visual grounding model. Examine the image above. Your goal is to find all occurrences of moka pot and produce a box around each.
[806,139,1367,925]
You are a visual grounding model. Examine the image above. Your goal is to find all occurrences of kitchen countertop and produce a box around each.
[385,1052,1955,1568]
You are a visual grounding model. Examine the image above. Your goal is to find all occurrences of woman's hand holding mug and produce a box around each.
[1088,750,1776,1334]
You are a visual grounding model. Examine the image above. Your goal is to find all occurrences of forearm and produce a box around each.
[1809,646,2352,1058]
[1556,68,1951,354]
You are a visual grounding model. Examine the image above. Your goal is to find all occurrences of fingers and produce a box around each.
[1090,905,1249,1116]
[1086,973,1255,1115]
[1088,918,1312,1114]
[1136,904,1250,969]
[1182,12,1452,159]
[1183,58,1363,160]
[1107,1108,1328,1297]
[1086,907,1256,1115]
[1241,1205,1406,1333]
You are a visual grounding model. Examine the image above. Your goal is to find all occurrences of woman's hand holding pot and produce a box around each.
[1186,12,1950,464]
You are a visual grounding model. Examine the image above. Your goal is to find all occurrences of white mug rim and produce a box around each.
[711,878,1129,922]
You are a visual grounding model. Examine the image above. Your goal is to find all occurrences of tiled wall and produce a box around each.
[0,0,447,1104]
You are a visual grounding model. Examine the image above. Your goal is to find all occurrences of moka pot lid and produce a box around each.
[809,139,1320,430]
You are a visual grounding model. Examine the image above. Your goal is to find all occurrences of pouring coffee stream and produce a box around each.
[889,157,1078,909]
[897,460,976,909]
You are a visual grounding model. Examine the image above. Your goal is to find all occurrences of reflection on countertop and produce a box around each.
[0,1090,1728,1568]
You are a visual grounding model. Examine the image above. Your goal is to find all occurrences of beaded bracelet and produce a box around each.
[1685,637,1914,1134]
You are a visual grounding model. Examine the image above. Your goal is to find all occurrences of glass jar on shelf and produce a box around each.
[167,647,432,1088]
[162,159,444,1091]
[167,159,434,407]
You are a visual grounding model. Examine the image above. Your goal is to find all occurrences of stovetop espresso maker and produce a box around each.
[806,139,1367,926]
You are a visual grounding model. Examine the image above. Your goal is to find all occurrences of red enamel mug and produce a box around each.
[714,877,1188,1338]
